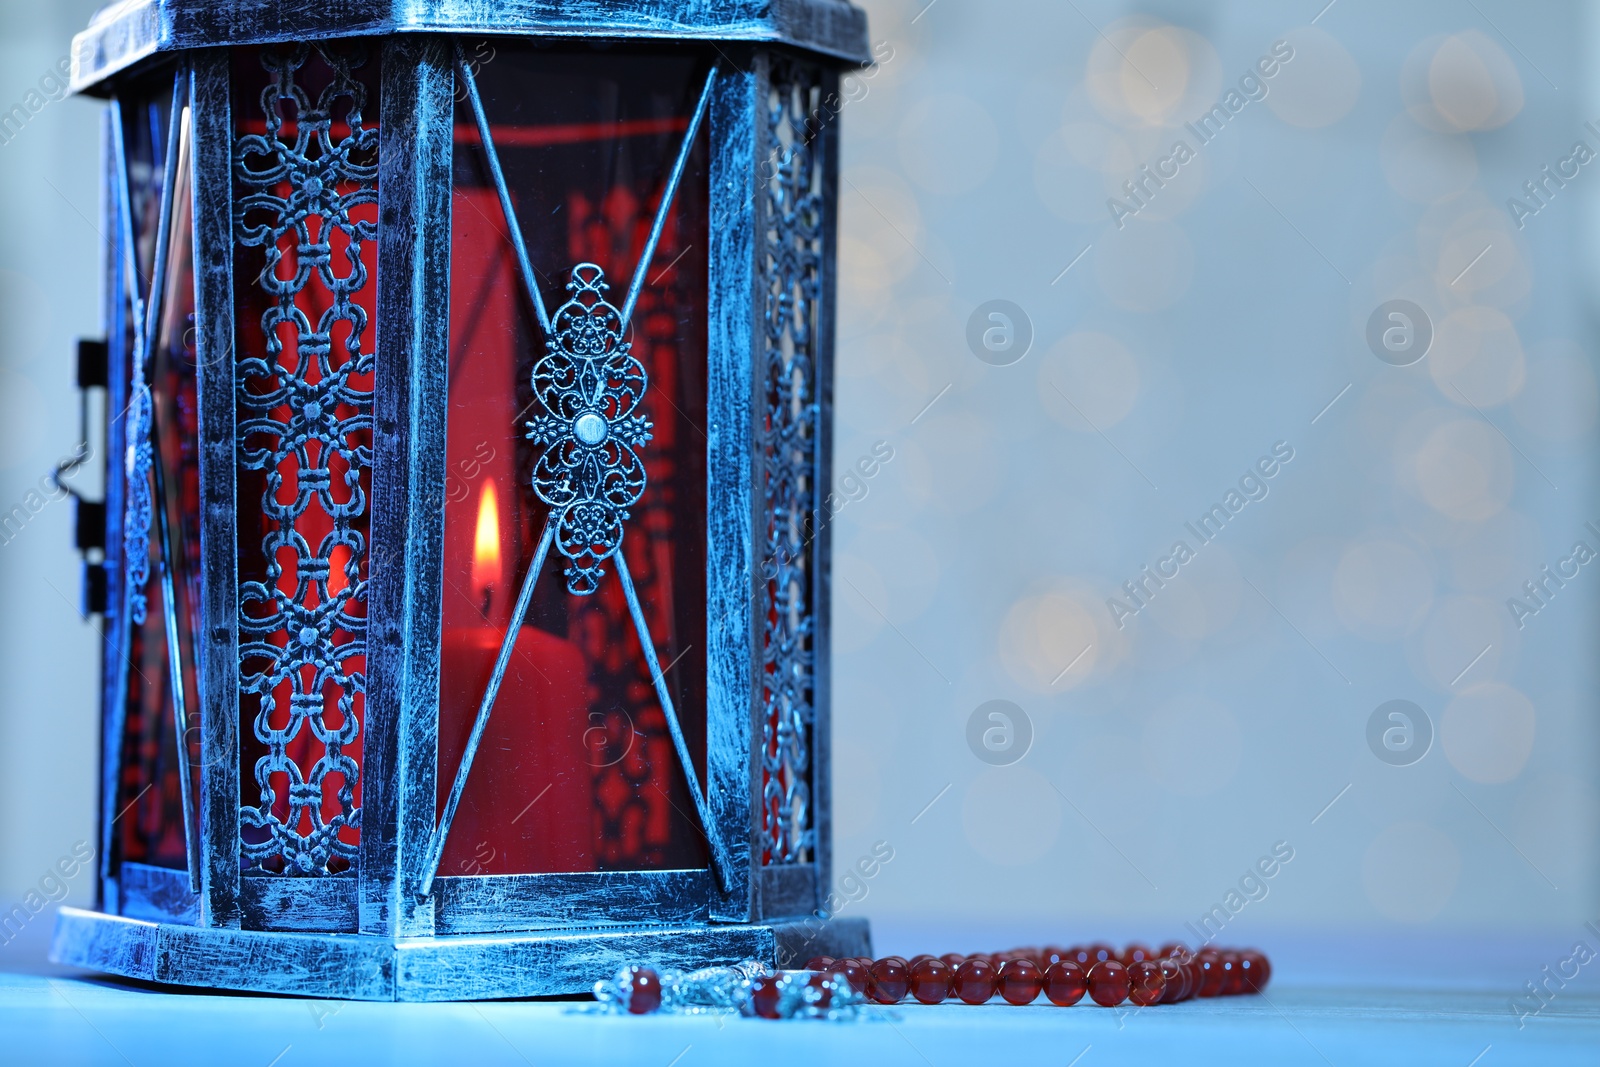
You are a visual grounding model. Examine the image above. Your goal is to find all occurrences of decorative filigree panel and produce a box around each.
[122,102,165,630]
[125,393,154,627]
[234,45,376,874]
[525,263,654,596]
[759,58,824,865]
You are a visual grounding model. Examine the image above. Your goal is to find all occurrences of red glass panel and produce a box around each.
[438,47,710,877]
[117,102,201,870]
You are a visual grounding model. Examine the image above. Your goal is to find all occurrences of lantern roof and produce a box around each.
[71,0,872,95]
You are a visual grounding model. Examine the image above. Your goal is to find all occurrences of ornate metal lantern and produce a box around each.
[52,0,870,1000]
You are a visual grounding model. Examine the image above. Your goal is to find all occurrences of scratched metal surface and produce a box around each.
[69,0,872,94]
[46,907,871,999]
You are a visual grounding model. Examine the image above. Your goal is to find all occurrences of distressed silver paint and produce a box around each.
[70,0,872,95]
[57,0,866,1000]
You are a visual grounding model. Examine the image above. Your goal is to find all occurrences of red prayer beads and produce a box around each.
[750,974,783,1019]
[623,967,663,1014]
[836,957,870,995]
[1239,949,1271,992]
[1043,960,1087,1005]
[608,942,1270,1019]
[1195,950,1226,998]
[1156,956,1189,1003]
[998,959,1043,1005]
[1087,960,1130,1007]
[799,943,1269,1009]
[868,958,910,1005]
[909,958,952,1004]
[1220,951,1245,997]
[1121,943,1155,966]
[952,958,997,1004]
[1126,960,1165,1006]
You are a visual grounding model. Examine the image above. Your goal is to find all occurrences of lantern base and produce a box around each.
[49,906,870,1001]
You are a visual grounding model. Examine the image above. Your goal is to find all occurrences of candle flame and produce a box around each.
[471,481,501,602]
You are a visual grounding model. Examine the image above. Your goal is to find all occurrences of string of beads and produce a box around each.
[603,943,1272,1018]
[803,943,1270,1008]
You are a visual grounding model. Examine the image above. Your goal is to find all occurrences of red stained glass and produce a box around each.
[438,47,710,876]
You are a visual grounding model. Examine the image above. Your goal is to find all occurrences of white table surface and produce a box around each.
[4,917,1597,1066]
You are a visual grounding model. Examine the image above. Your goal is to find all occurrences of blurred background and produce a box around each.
[3,0,1598,982]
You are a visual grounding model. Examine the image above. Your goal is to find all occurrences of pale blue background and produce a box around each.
[826,0,1600,948]
[2,0,1600,1061]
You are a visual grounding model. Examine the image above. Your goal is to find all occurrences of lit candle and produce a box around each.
[438,481,595,875]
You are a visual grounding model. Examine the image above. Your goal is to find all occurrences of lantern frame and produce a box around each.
[52,0,871,1001]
